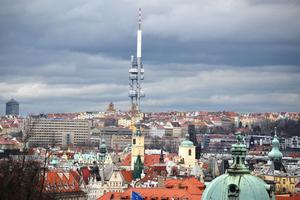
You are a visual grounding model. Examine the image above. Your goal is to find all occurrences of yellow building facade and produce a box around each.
[274,175,296,194]
[131,129,145,170]
[178,140,196,168]
[263,175,296,194]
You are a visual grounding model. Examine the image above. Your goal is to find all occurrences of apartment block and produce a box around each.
[26,118,90,148]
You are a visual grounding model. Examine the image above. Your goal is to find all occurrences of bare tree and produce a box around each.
[0,115,52,200]
[0,156,51,200]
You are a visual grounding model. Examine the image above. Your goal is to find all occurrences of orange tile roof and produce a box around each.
[97,177,204,200]
[98,192,122,200]
[139,165,167,183]
[276,194,300,200]
[165,177,205,196]
[144,155,161,167]
[69,170,81,183]
[120,170,133,183]
[120,154,131,166]
[202,163,209,170]
[98,188,194,200]
[0,137,20,145]
[296,181,300,189]
[289,152,300,158]
[80,167,91,185]
[42,170,82,193]
[120,154,161,167]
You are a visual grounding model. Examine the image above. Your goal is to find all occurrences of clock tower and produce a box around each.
[131,122,144,170]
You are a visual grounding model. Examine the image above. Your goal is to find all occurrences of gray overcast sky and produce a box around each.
[0,0,300,115]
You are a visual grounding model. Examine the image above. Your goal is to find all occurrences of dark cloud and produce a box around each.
[0,0,300,114]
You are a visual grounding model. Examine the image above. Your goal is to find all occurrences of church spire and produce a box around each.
[268,127,283,161]
[133,155,143,180]
[159,148,164,163]
[227,132,250,174]
[99,135,107,160]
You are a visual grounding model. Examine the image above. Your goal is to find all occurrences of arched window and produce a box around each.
[188,149,192,156]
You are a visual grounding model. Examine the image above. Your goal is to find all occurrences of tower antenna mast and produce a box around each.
[129,8,145,113]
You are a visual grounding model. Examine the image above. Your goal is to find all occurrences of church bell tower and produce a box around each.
[131,122,145,170]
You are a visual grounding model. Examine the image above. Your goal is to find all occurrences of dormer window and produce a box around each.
[64,184,69,190]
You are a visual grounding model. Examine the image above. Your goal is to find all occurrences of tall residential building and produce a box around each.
[6,99,19,116]
[26,118,90,148]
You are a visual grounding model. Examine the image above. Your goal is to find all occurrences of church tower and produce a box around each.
[178,132,196,168]
[99,137,107,162]
[131,122,145,170]
[268,127,285,172]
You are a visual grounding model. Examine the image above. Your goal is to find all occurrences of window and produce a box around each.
[188,149,192,156]
[282,187,286,193]
[236,157,240,165]
[133,139,136,145]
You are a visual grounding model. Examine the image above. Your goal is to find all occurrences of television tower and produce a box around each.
[129,8,145,112]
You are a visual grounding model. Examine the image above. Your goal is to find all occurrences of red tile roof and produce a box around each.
[120,154,161,167]
[289,152,300,158]
[144,155,161,167]
[98,192,119,200]
[120,170,133,183]
[80,167,91,185]
[42,170,83,193]
[276,194,300,200]
[296,181,300,189]
[165,177,205,196]
[0,137,20,145]
[139,165,167,183]
[120,154,131,166]
[202,163,209,170]
[69,170,81,183]
[97,177,204,200]
[98,188,194,200]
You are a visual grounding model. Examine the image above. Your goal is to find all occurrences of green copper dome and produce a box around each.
[99,136,107,155]
[202,133,273,200]
[133,155,143,180]
[268,127,283,161]
[202,173,272,200]
[100,141,107,149]
[180,132,194,147]
[180,140,194,147]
